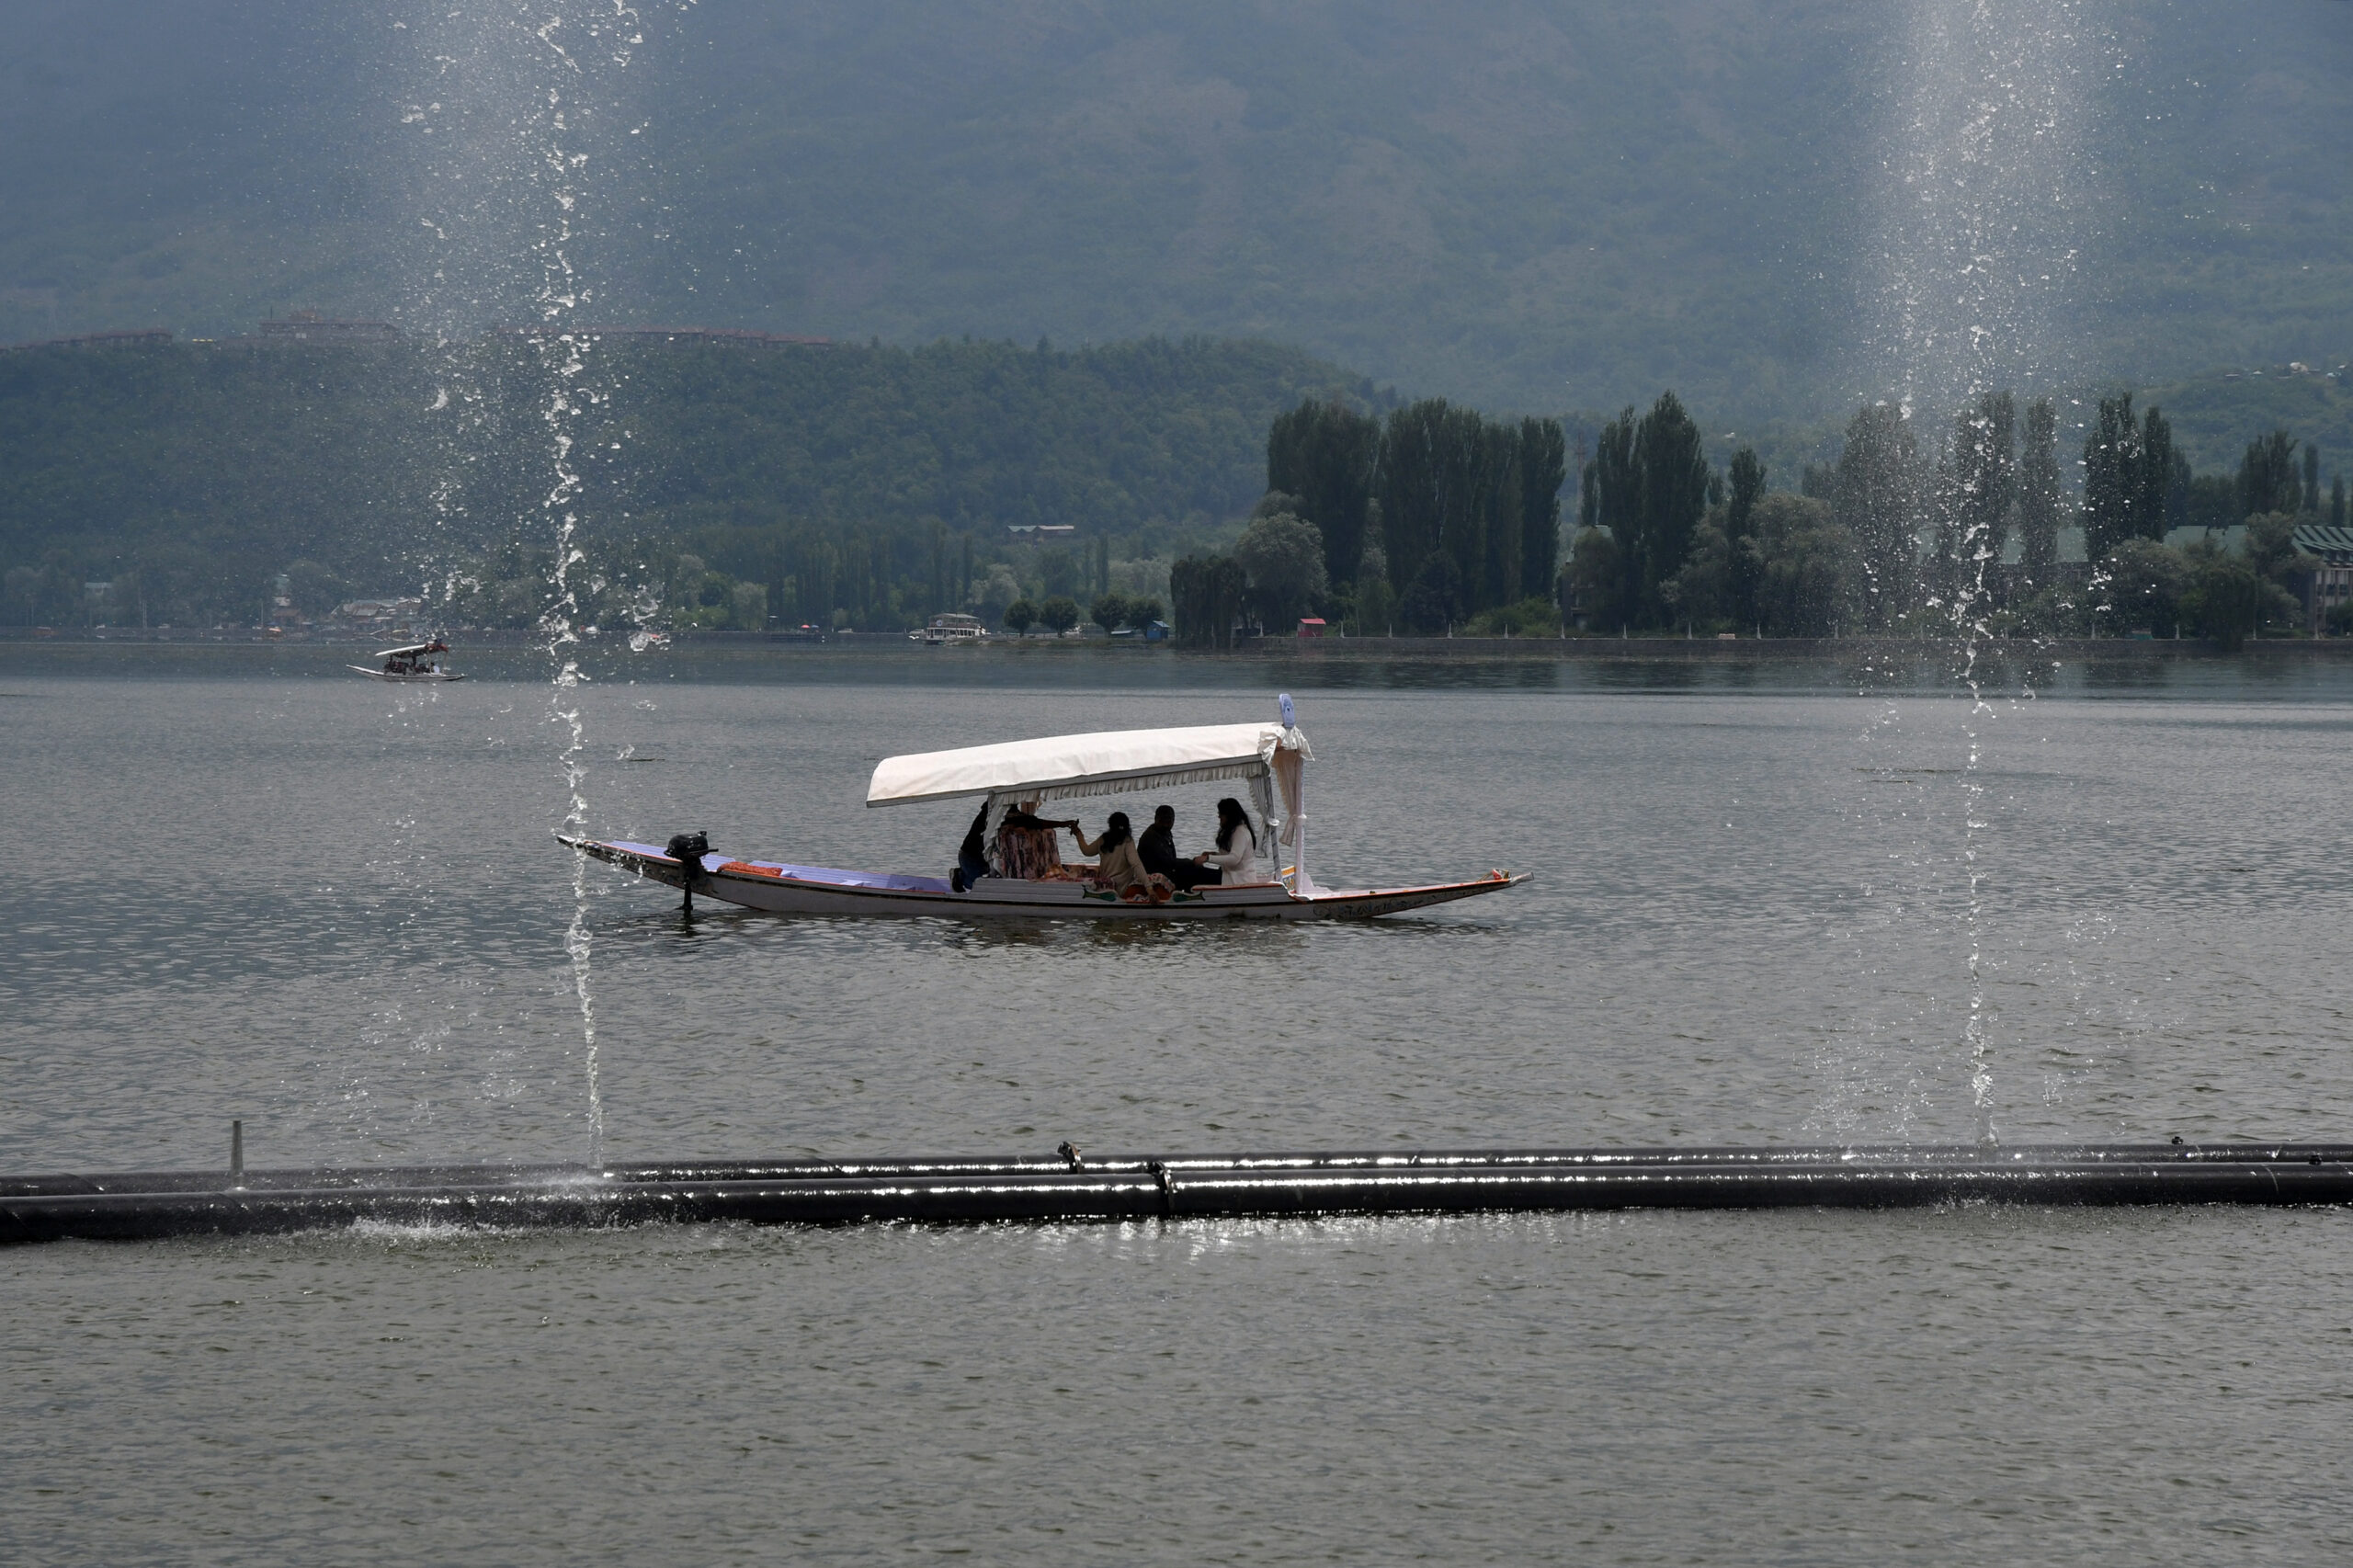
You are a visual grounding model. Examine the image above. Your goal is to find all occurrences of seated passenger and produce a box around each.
[995,800,1078,880]
[1070,812,1169,902]
[1198,797,1266,884]
[1139,804,1214,892]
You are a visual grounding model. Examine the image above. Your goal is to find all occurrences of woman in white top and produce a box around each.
[1198,796,1266,884]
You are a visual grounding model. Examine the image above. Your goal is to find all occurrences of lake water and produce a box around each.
[6,642,2352,1563]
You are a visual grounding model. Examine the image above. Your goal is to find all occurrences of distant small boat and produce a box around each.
[349,640,466,681]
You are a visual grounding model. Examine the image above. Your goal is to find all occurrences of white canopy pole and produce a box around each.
[1275,693,1314,897]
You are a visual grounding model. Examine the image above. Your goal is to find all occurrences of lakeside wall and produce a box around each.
[11,626,2353,660]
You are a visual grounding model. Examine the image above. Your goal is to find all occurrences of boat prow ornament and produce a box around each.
[560,696,1523,922]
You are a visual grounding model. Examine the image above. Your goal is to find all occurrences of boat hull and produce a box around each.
[349,666,467,681]
[559,835,1522,920]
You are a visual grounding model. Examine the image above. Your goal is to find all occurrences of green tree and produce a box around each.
[1518,417,1568,611]
[2081,394,2166,561]
[2240,429,2301,518]
[1234,504,1329,628]
[1169,554,1246,648]
[282,559,350,618]
[1751,494,1849,637]
[1563,526,1623,631]
[1586,406,1643,629]
[1267,397,1381,587]
[730,580,767,630]
[2165,449,2193,533]
[1663,509,1731,628]
[2179,551,2275,648]
[1400,551,1465,632]
[1003,597,1037,634]
[1477,419,1523,610]
[2138,405,2174,542]
[1375,400,1449,599]
[1353,540,1395,634]
[1435,405,1497,613]
[1632,392,1710,627]
[1722,447,1766,631]
[2243,511,2311,588]
[1579,392,1708,630]
[1039,595,1081,634]
[1832,403,1922,630]
[1089,591,1131,631]
[2303,443,2322,512]
[2097,538,2188,636]
[2016,397,2063,593]
[1371,398,1543,624]
[1928,392,2015,619]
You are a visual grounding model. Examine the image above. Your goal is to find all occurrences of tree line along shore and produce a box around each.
[1,333,2345,647]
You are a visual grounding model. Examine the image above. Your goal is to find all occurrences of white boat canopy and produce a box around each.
[376,640,448,658]
[867,722,1312,808]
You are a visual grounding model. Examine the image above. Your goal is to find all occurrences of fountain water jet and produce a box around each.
[1834,1,2110,1142]
[389,0,663,1166]
[1856,0,2103,420]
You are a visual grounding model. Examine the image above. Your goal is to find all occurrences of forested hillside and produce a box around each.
[4,1,2347,421]
[0,334,1375,628]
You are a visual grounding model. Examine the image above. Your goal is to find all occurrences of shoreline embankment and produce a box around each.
[7,627,2353,661]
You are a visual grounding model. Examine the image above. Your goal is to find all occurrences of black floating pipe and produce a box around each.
[6,1143,2353,1247]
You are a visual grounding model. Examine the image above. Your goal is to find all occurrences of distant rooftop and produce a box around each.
[2293,522,2353,564]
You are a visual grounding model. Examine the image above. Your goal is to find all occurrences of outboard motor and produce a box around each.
[665,830,711,915]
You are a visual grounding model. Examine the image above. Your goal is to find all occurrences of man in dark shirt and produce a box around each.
[1139,803,1214,891]
[952,800,993,892]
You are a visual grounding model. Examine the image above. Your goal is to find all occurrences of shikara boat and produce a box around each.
[561,699,1524,921]
[349,640,466,681]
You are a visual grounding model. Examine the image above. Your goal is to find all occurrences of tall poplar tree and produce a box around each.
[1376,400,1449,600]
[2081,393,2143,562]
[1928,393,2016,614]
[1434,403,1492,612]
[2240,429,2300,518]
[2017,399,2063,591]
[1587,406,1643,628]
[2136,405,2173,544]
[1724,446,1766,631]
[1633,392,1710,625]
[1833,403,1923,630]
[1961,392,2018,566]
[1267,398,1381,587]
[1479,419,1523,608]
[1518,417,1567,608]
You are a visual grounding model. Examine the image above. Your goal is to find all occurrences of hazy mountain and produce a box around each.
[2,1,2348,421]
[0,333,1370,623]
